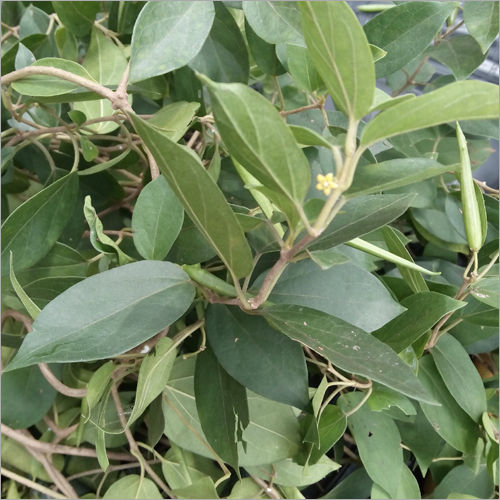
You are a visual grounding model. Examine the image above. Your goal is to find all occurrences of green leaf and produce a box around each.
[84,361,115,421]
[263,304,437,404]
[52,2,100,37]
[361,81,499,147]
[103,475,162,499]
[163,357,302,466]
[11,57,97,97]
[369,89,415,113]
[368,384,416,416]
[54,26,78,61]
[1,172,79,276]
[339,392,404,498]
[321,467,373,499]
[189,3,249,83]
[288,125,333,149]
[308,405,347,464]
[199,76,310,228]
[261,260,405,332]
[346,158,454,198]
[418,355,480,453]
[1,364,59,428]
[245,20,285,76]
[205,304,310,410]
[470,276,498,309]
[78,150,131,176]
[74,28,129,134]
[131,176,184,261]
[148,101,200,143]
[5,261,195,370]
[243,1,303,45]
[9,253,40,320]
[127,337,177,426]
[228,478,270,499]
[464,1,499,53]
[286,44,323,92]
[194,345,249,469]
[372,292,466,353]
[371,464,421,499]
[308,248,350,270]
[309,194,415,252]
[129,1,215,82]
[432,464,494,500]
[428,35,486,80]
[369,43,387,62]
[364,1,456,77]
[80,136,98,162]
[84,195,134,265]
[432,334,487,422]
[299,1,374,119]
[130,114,253,279]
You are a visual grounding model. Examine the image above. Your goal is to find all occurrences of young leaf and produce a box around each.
[199,76,310,228]
[288,125,333,149]
[83,361,115,422]
[464,1,499,53]
[205,304,310,410]
[127,337,177,426]
[431,334,487,422]
[361,80,499,147]
[308,405,346,464]
[372,292,466,353]
[364,1,456,77]
[189,2,249,84]
[129,1,215,82]
[194,345,249,469]
[263,304,437,404]
[299,1,375,119]
[418,355,480,453]
[5,261,195,370]
[148,101,200,143]
[131,176,184,261]
[1,172,79,276]
[130,114,252,279]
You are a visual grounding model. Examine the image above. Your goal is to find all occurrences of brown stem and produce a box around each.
[39,363,87,398]
[144,145,159,179]
[392,57,430,97]
[280,101,322,117]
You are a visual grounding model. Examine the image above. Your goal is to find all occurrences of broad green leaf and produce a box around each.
[18,5,50,37]
[371,464,421,499]
[84,196,134,265]
[286,44,322,92]
[199,77,310,228]
[418,355,480,453]
[78,150,131,176]
[5,261,195,370]
[52,2,99,37]
[464,1,500,53]
[346,158,454,198]
[321,467,373,499]
[299,1,374,119]
[368,384,416,416]
[228,478,270,499]
[194,346,249,469]
[163,357,302,466]
[372,292,466,353]
[261,260,405,332]
[246,455,340,487]
[244,20,286,76]
[432,334,487,422]
[308,248,349,270]
[129,1,215,82]
[288,125,333,149]
[189,3,249,83]
[1,364,59,428]
[205,304,310,410]
[148,101,200,143]
[432,464,494,500]
[470,276,498,309]
[263,304,437,404]
[83,361,115,421]
[361,81,499,147]
[428,35,485,80]
[369,89,415,113]
[103,475,162,499]
[1,172,79,276]
[309,194,415,252]
[74,29,129,134]
[308,405,346,464]
[130,114,252,279]
[54,26,78,61]
[127,337,177,426]
[339,392,404,498]
[11,57,97,97]
[243,1,303,45]
[364,1,456,77]
[15,43,35,70]
[382,226,429,293]
[131,176,184,261]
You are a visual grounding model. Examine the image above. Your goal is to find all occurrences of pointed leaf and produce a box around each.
[464,1,499,53]
[129,1,215,82]
[206,304,310,410]
[131,176,184,261]
[263,304,437,404]
[130,114,252,279]
[1,172,79,276]
[299,1,375,119]
[148,101,200,143]
[361,80,499,147]
[5,261,195,370]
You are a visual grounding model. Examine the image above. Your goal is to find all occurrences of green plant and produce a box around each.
[1,1,499,498]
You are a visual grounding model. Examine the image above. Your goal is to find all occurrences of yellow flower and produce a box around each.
[316,173,338,196]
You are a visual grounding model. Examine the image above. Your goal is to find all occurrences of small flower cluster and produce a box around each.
[316,173,338,196]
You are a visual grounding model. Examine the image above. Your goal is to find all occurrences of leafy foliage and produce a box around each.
[1,1,498,499]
